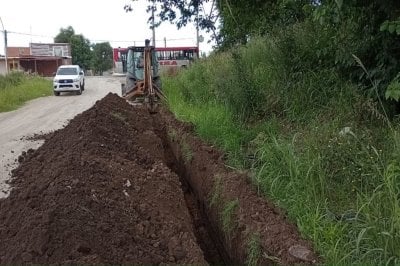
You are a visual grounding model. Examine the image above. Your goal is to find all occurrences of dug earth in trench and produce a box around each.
[0,93,319,264]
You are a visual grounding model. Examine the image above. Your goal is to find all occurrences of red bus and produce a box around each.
[113,46,198,73]
[113,47,129,73]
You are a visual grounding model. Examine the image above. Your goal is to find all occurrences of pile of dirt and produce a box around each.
[22,131,55,142]
[0,93,205,264]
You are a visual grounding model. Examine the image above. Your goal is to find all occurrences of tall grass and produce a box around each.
[164,76,247,167]
[0,72,52,112]
[163,29,400,265]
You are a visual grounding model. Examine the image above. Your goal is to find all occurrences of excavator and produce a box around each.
[121,39,164,113]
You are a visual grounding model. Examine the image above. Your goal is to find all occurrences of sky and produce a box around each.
[0,0,215,56]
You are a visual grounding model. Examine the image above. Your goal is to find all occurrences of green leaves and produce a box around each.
[54,26,75,43]
[70,34,92,70]
[54,26,112,73]
[335,0,343,10]
[92,42,113,75]
[385,74,400,102]
[380,20,400,35]
[54,26,92,70]
[385,85,400,102]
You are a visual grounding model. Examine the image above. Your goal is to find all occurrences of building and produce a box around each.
[0,43,72,76]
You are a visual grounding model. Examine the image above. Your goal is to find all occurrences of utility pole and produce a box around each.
[4,30,7,73]
[196,4,200,59]
[0,17,8,74]
[151,0,156,47]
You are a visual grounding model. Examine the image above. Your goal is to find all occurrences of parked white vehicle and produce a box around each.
[53,65,85,96]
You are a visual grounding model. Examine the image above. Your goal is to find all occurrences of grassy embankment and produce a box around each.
[0,72,52,112]
[162,35,400,265]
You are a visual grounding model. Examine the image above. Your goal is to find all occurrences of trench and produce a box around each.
[152,116,231,265]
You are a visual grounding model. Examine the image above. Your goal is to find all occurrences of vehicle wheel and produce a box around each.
[54,91,60,96]
[76,88,82,95]
[81,80,85,90]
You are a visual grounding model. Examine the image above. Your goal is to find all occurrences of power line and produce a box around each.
[7,30,52,38]
[2,29,196,44]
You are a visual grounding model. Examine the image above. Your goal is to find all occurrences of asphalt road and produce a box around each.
[0,76,124,198]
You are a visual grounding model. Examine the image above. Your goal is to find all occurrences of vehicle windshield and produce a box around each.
[127,49,144,80]
[57,68,78,75]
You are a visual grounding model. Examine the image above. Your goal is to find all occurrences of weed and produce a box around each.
[0,71,24,89]
[0,72,52,112]
[246,233,262,266]
[209,175,223,208]
[180,138,193,163]
[221,199,239,235]
[110,112,127,124]
[167,128,178,142]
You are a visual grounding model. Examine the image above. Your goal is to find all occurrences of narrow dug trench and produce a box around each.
[153,109,320,265]
[152,120,230,264]
[0,93,319,264]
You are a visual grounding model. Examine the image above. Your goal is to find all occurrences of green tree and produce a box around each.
[129,0,400,110]
[309,1,400,99]
[54,26,75,43]
[125,0,221,44]
[54,26,92,70]
[70,35,92,70]
[91,42,113,76]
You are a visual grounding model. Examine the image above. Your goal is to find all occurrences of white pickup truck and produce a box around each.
[53,65,85,96]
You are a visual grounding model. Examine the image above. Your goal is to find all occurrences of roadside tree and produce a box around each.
[54,26,92,70]
[91,42,113,76]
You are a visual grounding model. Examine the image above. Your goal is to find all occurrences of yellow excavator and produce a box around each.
[121,39,164,113]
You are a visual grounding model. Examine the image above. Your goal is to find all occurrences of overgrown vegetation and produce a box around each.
[167,128,178,142]
[163,33,400,264]
[209,175,223,208]
[221,199,239,235]
[180,137,193,163]
[246,233,262,266]
[110,112,128,124]
[0,72,52,112]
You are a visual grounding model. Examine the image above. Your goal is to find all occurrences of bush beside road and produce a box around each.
[0,72,52,113]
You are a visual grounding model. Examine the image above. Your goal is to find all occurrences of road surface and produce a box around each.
[0,76,124,198]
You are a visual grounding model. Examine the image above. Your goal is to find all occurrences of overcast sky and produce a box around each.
[0,0,215,55]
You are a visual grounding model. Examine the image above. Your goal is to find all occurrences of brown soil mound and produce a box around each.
[0,93,205,264]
